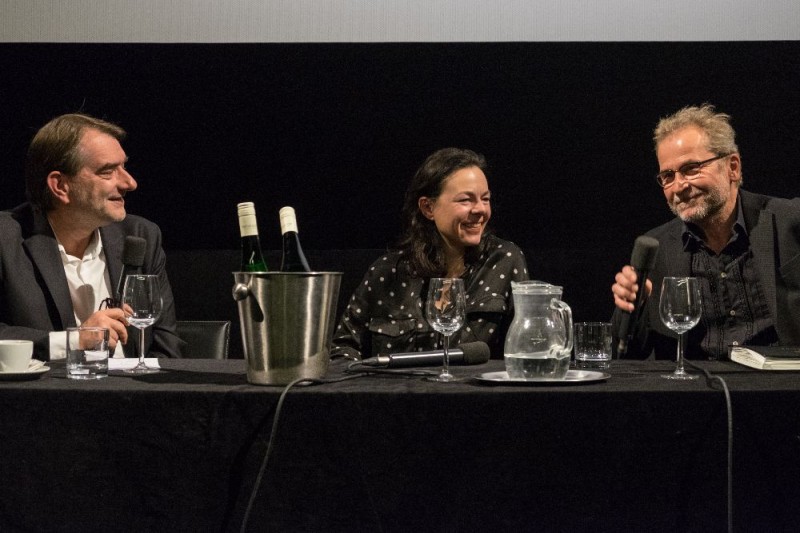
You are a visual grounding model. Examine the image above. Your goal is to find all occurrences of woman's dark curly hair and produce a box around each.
[396,147,490,278]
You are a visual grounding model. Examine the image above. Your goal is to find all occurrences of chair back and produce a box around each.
[176,320,231,359]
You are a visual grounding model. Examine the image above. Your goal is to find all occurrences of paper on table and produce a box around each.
[729,345,800,370]
[109,358,161,370]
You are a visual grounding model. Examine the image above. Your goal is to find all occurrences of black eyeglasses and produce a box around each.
[98,297,119,310]
[655,154,730,188]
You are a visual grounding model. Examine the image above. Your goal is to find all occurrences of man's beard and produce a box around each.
[668,186,727,223]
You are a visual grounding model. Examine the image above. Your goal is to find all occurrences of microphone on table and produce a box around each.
[360,341,491,368]
[112,236,147,307]
[616,235,660,357]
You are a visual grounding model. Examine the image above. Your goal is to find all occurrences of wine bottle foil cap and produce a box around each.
[279,206,298,234]
[238,202,259,236]
[237,202,256,217]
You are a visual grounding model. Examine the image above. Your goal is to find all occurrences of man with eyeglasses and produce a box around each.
[0,113,184,360]
[611,104,800,360]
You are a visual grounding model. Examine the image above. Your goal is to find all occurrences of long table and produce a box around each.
[1,358,798,532]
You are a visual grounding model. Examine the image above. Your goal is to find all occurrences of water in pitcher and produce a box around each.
[505,350,571,379]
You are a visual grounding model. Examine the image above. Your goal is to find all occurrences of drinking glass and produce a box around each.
[425,278,466,382]
[658,276,702,380]
[122,274,163,374]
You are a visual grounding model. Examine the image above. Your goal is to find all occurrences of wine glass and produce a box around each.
[658,276,702,380]
[425,278,467,382]
[121,274,163,374]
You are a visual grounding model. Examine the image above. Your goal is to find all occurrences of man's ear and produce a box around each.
[418,197,435,220]
[729,153,743,185]
[46,171,70,205]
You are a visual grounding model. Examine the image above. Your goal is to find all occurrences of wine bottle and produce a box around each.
[237,202,268,272]
[279,206,311,272]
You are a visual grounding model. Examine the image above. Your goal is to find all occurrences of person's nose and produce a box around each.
[672,172,692,190]
[118,168,137,192]
[471,201,487,216]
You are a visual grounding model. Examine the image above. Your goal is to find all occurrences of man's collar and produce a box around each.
[681,195,747,250]
[55,228,104,262]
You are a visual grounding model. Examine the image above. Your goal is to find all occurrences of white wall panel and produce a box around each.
[1,0,798,42]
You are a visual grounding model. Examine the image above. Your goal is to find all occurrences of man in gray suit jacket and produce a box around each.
[0,113,184,360]
[612,104,800,361]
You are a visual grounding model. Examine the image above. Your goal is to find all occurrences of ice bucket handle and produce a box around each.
[232,283,250,301]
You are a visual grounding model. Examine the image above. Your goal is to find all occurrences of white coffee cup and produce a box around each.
[0,340,34,373]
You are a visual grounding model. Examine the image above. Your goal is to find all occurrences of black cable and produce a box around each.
[238,362,432,531]
[238,372,365,533]
[685,360,733,533]
[345,360,438,377]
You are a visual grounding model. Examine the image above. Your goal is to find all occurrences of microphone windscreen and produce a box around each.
[123,236,147,267]
[630,236,659,271]
[459,341,491,364]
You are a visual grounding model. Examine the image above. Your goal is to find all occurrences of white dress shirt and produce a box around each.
[48,229,125,359]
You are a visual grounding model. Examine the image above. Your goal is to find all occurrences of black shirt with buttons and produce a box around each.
[683,201,778,359]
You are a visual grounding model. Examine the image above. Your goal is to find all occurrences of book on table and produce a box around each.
[728,345,800,370]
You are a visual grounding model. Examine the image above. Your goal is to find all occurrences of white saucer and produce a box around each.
[0,366,50,381]
[475,369,609,385]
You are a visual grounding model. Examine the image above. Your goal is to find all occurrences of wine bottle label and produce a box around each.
[237,202,259,237]
[239,215,258,237]
[279,206,299,234]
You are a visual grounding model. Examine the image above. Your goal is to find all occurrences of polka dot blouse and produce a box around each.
[331,235,529,360]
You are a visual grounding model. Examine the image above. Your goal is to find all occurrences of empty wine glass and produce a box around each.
[425,278,466,382]
[121,274,163,374]
[658,276,702,380]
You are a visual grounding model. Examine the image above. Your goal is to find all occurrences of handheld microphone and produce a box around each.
[360,341,491,368]
[617,235,659,357]
[113,236,147,306]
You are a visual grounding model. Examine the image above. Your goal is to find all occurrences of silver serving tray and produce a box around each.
[476,369,609,385]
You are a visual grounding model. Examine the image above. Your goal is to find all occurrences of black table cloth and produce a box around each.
[1,358,799,532]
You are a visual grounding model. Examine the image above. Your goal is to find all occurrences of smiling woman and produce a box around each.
[418,165,492,274]
[330,147,530,360]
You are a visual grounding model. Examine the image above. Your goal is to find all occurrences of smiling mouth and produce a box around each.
[462,222,483,231]
[675,194,702,207]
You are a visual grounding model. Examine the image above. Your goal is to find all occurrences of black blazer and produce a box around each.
[613,190,800,359]
[0,203,184,360]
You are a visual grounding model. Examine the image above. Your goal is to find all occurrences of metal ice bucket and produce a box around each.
[232,271,342,385]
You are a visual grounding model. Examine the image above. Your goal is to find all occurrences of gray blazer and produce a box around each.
[0,203,184,360]
[613,190,800,359]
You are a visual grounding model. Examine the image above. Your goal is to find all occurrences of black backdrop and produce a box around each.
[1,42,798,320]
